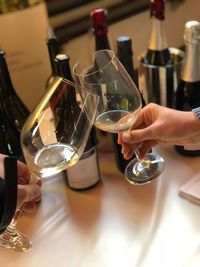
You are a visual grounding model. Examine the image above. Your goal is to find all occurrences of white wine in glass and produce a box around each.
[21,77,99,180]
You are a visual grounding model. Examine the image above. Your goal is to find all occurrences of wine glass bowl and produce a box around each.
[74,49,165,185]
[21,77,99,179]
[74,50,142,133]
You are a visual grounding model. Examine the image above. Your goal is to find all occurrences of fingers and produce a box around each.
[17,184,41,209]
[121,126,155,144]
[120,139,157,160]
[121,142,136,160]
[118,132,123,145]
[17,160,31,184]
[23,202,37,213]
[136,140,157,159]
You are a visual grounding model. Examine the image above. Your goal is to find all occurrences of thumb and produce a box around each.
[122,126,155,144]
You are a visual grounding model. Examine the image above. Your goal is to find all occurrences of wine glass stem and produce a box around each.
[8,209,23,233]
[134,144,151,171]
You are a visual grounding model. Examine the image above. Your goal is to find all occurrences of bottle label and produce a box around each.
[0,2,50,111]
[67,148,100,189]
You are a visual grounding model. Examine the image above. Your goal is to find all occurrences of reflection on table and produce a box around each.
[1,144,200,267]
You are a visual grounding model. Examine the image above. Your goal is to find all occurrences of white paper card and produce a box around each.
[179,172,200,205]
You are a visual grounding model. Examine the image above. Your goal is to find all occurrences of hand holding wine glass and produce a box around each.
[0,156,41,252]
[13,77,98,251]
[73,49,164,184]
[119,103,200,158]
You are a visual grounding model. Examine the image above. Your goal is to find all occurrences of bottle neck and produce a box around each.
[56,58,74,81]
[148,18,168,51]
[47,38,60,75]
[94,34,110,50]
[55,55,77,103]
[182,42,200,82]
[118,50,135,80]
[0,55,14,95]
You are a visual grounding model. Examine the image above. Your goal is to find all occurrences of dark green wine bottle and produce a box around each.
[0,49,29,131]
[0,93,22,157]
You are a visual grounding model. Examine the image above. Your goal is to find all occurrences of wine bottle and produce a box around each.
[54,54,101,190]
[90,8,134,173]
[90,8,111,50]
[0,49,29,131]
[144,0,172,66]
[0,94,22,158]
[46,27,61,89]
[117,36,139,86]
[90,7,110,141]
[114,36,149,172]
[0,0,50,111]
[175,20,200,156]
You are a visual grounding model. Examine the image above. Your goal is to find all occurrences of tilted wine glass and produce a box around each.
[73,49,165,185]
[21,77,99,180]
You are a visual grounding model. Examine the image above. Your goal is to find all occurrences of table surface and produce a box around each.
[1,144,200,267]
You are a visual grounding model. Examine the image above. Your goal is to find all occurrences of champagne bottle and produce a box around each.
[144,0,172,66]
[46,27,61,89]
[0,49,29,131]
[175,20,200,156]
[0,0,50,111]
[54,54,101,190]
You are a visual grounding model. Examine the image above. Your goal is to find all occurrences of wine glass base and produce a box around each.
[0,229,32,252]
[125,153,165,185]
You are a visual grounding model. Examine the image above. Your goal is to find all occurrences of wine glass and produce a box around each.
[21,77,99,180]
[0,78,98,252]
[73,49,165,185]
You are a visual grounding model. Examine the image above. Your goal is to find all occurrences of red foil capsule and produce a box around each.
[150,0,165,20]
[90,8,108,35]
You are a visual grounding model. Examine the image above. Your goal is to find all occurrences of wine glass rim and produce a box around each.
[62,77,99,99]
[73,49,115,78]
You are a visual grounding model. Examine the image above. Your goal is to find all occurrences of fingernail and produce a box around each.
[122,133,132,142]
